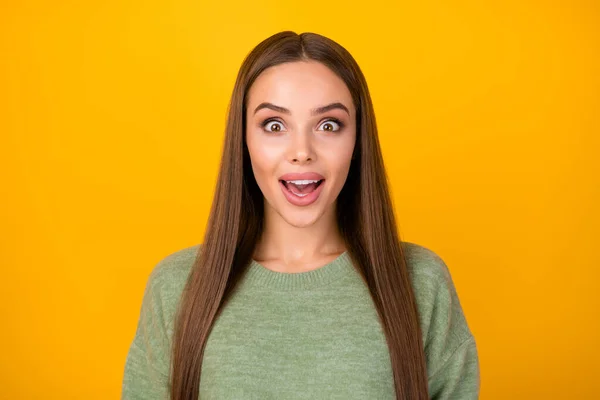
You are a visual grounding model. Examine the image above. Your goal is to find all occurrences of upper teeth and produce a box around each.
[285,179,320,185]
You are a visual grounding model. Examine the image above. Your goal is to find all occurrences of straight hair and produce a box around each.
[170,31,429,400]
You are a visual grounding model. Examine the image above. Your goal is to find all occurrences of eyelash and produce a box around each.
[261,118,345,132]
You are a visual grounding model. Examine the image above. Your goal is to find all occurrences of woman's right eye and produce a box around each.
[263,120,286,133]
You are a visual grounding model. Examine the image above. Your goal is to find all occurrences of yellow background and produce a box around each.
[1,0,598,398]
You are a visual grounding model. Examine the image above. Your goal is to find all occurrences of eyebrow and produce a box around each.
[253,102,350,116]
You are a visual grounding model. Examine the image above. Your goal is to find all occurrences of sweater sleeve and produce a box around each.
[122,266,172,400]
[403,242,481,399]
[425,254,480,400]
[428,336,480,399]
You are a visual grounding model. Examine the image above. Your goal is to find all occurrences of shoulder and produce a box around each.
[149,244,200,283]
[401,241,454,294]
[144,244,201,308]
[400,241,474,347]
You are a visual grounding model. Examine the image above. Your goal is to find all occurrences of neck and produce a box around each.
[253,200,346,268]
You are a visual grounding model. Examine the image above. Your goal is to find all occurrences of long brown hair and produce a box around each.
[170,31,429,400]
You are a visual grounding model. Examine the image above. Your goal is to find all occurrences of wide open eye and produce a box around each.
[263,119,286,133]
[317,119,343,132]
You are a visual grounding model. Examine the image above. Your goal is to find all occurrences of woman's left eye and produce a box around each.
[318,119,343,132]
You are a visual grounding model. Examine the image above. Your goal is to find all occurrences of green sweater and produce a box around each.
[122,242,480,399]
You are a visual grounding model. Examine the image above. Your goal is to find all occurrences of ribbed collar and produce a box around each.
[242,251,353,291]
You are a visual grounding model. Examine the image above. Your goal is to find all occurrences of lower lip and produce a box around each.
[279,180,325,207]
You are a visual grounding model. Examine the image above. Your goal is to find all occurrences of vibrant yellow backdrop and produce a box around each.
[1,0,598,398]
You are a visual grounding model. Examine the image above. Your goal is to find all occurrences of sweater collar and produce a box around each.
[242,251,353,291]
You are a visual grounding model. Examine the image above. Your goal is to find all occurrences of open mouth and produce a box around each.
[279,179,325,197]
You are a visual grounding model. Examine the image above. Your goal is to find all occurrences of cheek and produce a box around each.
[247,135,280,185]
[328,132,355,168]
[325,134,355,189]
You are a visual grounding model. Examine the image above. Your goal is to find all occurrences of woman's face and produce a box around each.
[246,60,357,228]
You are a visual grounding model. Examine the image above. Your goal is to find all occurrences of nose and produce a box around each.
[288,130,315,164]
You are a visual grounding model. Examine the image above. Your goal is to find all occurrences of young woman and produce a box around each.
[122,31,480,400]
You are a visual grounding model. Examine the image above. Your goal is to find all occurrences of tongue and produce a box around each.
[288,182,319,194]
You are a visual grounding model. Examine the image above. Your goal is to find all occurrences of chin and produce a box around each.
[280,209,323,228]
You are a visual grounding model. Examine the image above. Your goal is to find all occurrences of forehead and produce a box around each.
[247,61,354,115]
